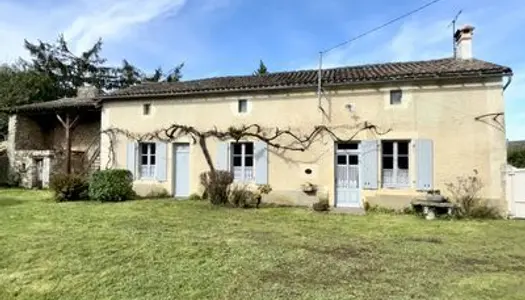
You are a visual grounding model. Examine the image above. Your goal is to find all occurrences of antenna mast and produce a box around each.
[450,10,463,58]
[316,0,444,112]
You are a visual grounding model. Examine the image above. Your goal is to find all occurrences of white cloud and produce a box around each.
[0,0,187,61]
[388,19,451,61]
[63,0,187,54]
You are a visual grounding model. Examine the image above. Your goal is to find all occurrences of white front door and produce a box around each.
[173,144,190,197]
[335,143,361,208]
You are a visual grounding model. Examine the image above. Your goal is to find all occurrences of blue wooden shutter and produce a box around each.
[416,139,433,190]
[216,142,230,171]
[155,142,167,181]
[361,140,379,189]
[126,142,137,179]
[254,141,268,184]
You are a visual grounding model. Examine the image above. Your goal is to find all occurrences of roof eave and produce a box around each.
[98,72,511,102]
[7,104,101,115]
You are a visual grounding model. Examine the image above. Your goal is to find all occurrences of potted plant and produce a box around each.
[425,189,445,202]
[301,182,318,195]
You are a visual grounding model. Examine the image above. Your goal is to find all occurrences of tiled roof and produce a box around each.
[11,97,99,112]
[102,58,512,100]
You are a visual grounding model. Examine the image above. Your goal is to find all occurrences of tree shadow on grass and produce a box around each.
[0,197,24,207]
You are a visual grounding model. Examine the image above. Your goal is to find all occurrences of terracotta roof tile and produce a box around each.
[12,97,98,112]
[101,58,512,100]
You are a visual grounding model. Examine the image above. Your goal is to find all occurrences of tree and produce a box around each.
[253,60,268,76]
[23,35,111,97]
[508,149,525,168]
[165,63,184,82]
[23,35,185,92]
[116,59,143,88]
[144,67,163,82]
[142,63,184,83]
[0,64,59,136]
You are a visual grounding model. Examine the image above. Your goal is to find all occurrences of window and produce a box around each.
[390,90,402,105]
[238,99,248,113]
[382,140,409,188]
[337,143,359,150]
[143,103,151,115]
[139,143,156,178]
[231,142,254,181]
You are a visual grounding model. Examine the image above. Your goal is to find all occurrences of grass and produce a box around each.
[1,189,525,299]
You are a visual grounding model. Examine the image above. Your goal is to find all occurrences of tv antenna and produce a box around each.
[449,10,463,58]
[316,0,444,112]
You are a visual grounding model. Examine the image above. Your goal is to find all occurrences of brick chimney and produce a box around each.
[76,85,100,98]
[454,25,474,60]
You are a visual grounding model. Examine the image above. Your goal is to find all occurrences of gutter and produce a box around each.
[503,75,513,91]
[98,71,513,102]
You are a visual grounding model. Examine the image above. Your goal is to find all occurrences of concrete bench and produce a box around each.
[411,199,457,220]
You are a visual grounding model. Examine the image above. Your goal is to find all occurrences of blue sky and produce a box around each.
[0,0,523,139]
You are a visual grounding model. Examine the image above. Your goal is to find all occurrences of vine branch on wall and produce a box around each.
[474,112,505,132]
[101,122,392,172]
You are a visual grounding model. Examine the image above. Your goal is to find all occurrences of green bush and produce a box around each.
[468,204,501,219]
[229,184,255,208]
[257,184,272,195]
[199,170,233,205]
[49,173,89,202]
[88,169,134,202]
[445,170,501,219]
[188,193,202,201]
[145,187,171,199]
[312,198,329,212]
[366,205,397,214]
[508,149,525,168]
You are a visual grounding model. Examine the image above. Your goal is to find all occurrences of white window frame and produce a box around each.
[390,90,402,105]
[143,103,151,115]
[139,142,156,179]
[238,99,248,113]
[231,142,254,182]
[382,140,410,188]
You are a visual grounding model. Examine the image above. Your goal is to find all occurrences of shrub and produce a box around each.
[49,173,89,202]
[445,170,501,219]
[229,184,255,208]
[365,205,397,214]
[199,170,233,205]
[88,169,134,202]
[508,149,525,168]
[188,193,202,201]
[257,184,272,195]
[145,187,171,199]
[312,198,329,212]
[253,184,272,208]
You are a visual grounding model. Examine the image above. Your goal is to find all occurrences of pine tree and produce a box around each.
[253,60,268,75]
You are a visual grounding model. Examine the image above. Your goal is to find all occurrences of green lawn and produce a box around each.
[1,189,525,300]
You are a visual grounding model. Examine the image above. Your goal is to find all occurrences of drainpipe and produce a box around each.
[503,75,512,91]
[317,52,323,110]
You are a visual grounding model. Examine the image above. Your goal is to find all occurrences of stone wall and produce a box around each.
[0,154,8,185]
[7,112,101,188]
[13,115,48,150]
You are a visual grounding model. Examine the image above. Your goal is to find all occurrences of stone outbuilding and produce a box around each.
[6,87,101,188]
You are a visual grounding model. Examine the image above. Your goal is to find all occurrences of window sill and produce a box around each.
[362,189,420,196]
[137,177,157,181]
[381,185,411,190]
[233,179,255,184]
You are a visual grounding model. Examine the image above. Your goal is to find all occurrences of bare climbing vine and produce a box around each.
[101,121,392,172]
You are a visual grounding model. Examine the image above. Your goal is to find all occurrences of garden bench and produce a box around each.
[411,199,457,220]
